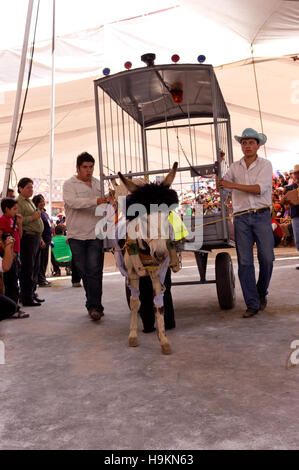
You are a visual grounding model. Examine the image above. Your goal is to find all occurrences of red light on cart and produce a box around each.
[170,82,183,104]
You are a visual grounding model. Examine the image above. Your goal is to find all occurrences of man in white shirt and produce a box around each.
[63,152,107,321]
[217,128,274,318]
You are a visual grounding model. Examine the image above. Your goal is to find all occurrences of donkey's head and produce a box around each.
[118,163,178,264]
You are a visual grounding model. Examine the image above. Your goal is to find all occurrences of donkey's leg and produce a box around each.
[151,275,171,355]
[128,276,140,347]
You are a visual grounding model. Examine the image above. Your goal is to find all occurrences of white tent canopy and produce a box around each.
[1,0,299,190]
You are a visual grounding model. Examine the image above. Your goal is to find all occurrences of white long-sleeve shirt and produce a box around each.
[63,175,102,240]
[224,156,273,214]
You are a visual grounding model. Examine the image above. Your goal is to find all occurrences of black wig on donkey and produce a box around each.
[125,182,179,221]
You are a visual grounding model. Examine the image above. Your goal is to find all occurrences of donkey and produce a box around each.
[115,163,180,354]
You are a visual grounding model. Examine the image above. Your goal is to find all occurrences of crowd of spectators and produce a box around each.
[0,182,79,321]
[271,170,296,246]
[177,180,223,217]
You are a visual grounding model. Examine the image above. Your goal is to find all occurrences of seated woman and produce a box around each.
[0,234,19,321]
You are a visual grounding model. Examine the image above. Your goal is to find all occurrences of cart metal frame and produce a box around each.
[94,63,236,309]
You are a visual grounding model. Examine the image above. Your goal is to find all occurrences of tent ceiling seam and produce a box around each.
[250,0,283,49]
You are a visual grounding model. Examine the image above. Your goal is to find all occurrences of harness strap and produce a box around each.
[166,239,181,273]
[127,243,139,256]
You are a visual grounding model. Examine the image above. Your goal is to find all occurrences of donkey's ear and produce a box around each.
[111,178,119,189]
[109,188,116,198]
[118,172,139,193]
[162,162,178,188]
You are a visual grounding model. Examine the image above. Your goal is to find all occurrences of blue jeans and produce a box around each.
[234,209,274,310]
[68,238,104,313]
[291,217,299,251]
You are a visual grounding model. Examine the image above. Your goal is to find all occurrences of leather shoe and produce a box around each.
[39,281,52,287]
[88,309,104,321]
[259,296,267,311]
[142,327,156,333]
[243,308,259,318]
[22,300,41,307]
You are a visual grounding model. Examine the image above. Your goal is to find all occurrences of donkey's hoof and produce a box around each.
[129,337,138,347]
[161,343,171,355]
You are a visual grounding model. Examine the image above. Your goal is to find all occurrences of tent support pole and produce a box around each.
[250,45,267,158]
[1,0,34,199]
[49,0,56,217]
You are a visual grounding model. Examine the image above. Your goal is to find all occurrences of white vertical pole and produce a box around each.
[1,0,34,198]
[49,0,56,217]
[45,0,55,278]
[0,339,5,365]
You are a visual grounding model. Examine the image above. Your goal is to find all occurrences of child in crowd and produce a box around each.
[0,198,29,318]
[51,225,72,276]
[271,217,283,247]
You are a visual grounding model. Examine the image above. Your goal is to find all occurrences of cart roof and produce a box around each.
[94,64,228,128]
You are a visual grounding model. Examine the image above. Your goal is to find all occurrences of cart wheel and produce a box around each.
[215,252,235,310]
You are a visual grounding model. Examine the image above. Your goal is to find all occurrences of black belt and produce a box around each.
[23,231,40,236]
[235,207,270,215]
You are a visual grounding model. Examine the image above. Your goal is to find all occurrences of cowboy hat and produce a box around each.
[234,128,267,146]
[293,164,299,173]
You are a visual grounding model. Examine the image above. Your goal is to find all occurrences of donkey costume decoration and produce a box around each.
[114,162,181,354]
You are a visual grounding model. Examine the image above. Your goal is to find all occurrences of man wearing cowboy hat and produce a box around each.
[281,164,299,268]
[217,128,274,318]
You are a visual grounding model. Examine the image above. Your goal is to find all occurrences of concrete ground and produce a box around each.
[0,247,299,450]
